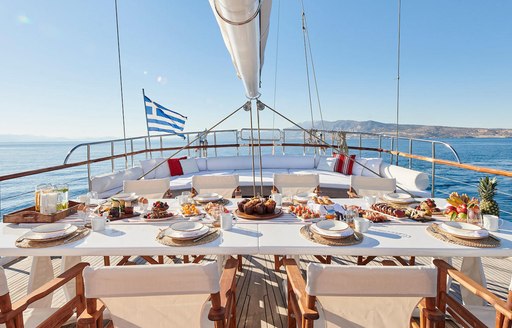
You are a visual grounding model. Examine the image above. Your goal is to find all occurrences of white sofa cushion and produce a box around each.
[140,158,170,179]
[316,156,337,172]
[196,158,207,171]
[262,155,315,169]
[380,162,430,191]
[170,170,236,191]
[352,158,367,176]
[361,158,383,177]
[180,158,199,175]
[206,156,254,171]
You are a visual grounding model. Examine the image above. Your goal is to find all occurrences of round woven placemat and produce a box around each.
[300,226,363,246]
[16,227,90,248]
[157,228,221,247]
[427,224,500,248]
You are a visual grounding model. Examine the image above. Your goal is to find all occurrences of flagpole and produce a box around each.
[142,88,152,159]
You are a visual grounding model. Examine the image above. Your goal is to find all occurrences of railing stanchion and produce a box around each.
[378,135,382,158]
[236,131,240,156]
[359,134,362,157]
[187,134,191,157]
[408,139,413,169]
[130,139,134,167]
[432,143,436,197]
[87,145,91,191]
[390,137,394,164]
[110,142,115,172]
[214,132,218,157]
[160,136,163,157]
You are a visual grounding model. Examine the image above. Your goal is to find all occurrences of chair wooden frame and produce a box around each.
[78,257,239,328]
[284,258,443,328]
[0,262,89,328]
[433,259,512,328]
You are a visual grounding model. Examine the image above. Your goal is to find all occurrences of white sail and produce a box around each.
[209,0,272,99]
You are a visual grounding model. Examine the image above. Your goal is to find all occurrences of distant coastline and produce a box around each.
[296,120,512,139]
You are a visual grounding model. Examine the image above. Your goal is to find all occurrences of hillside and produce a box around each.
[295,120,512,138]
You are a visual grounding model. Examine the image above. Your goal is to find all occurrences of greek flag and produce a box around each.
[144,95,187,138]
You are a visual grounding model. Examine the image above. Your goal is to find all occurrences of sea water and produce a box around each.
[0,138,511,220]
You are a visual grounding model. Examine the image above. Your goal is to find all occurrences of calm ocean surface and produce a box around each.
[1,138,511,220]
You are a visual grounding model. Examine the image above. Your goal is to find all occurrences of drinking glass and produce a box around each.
[55,183,69,211]
[344,209,357,224]
[467,209,483,226]
[35,183,52,212]
[182,191,192,204]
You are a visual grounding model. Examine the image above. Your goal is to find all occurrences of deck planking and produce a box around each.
[3,254,508,327]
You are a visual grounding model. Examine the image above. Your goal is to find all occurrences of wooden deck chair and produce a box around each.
[191,175,240,198]
[0,262,88,328]
[272,173,325,271]
[123,177,172,199]
[434,259,512,328]
[284,259,443,328]
[77,258,238,328]
[348,175,396,198]
[272,173,320,197]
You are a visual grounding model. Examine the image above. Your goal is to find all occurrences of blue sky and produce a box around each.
[0,0,511,139]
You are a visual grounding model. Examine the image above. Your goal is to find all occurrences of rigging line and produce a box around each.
[261,100,413,196]
[271,0,281,143]
[302,4,325,131]
[299,0,315,130]
[394,0,402,165]
[114,0,128,168]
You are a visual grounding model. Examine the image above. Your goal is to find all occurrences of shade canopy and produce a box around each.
[209,0,272,99]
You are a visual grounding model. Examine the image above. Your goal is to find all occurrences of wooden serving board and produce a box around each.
[3,201,80,224]
[108,212,141,222]
[235,208,283,220]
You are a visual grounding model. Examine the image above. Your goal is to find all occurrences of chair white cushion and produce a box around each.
[180,158,200,175]
[123,178,170,198]
[305,264,438,328]
[289,169,351,190]
[235,169,289,186]
[316,156,337,172]
[361,158,383,177]
[83,262,219,328]
[350,175,396,196]
[192,175,239,198]
[273,173,319,196]
[140,158,171,179]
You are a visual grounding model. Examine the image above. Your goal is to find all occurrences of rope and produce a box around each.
[213,0,262,26]
[394,0,402,165]
[302,2,325,131]
[114,0,128,169]
[299,0,315,130]
[271,0,281,147]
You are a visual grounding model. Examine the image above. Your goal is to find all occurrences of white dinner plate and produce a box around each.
[111,193,138,201]
[25,225,78,241]
[194,193,222,203]
[439,222,489,240]
[315,220,349,232]
[293,193,317,203]
[383,193,415,204]
[310,224,354,239]
[32,223,71,234]
[165,225,209,240]
[170,221,204,232]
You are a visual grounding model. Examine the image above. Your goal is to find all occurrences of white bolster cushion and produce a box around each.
[84,262,220,298]
[306,263,437,297]
[380,162,430,191]
[91,171,124,194]
[121,167,144,181]
[140,158,170,179]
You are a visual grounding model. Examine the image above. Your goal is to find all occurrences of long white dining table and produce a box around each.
[1,197,511,307]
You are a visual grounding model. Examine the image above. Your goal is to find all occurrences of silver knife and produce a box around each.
[193,229,217,243]
[489,234,500,242]
[64,232,81,244]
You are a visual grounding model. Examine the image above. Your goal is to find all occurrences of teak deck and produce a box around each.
[3,255,511,328]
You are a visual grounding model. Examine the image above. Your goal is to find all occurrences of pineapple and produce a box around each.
[478,177,500,216]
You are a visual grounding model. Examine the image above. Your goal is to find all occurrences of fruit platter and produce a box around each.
[311,196,334,205]
[143,201,173,221]
[235,197,281,220]
[180,203,202,217]
[289,204,321,220]
[444,192,480,221]
[98,198,140,220]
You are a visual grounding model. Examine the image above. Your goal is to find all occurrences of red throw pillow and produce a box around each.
[335,154,356,175]
[168,156,187,176]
